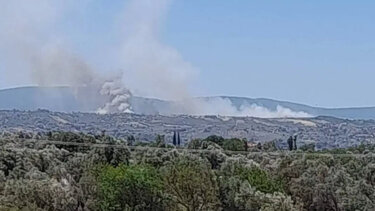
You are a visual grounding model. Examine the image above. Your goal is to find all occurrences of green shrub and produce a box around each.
[95,164,165,211]
[205,135,225,146]
[188,136,246,151]
[222,138,246,151]
[161,157,220,210]
[235,166,284,194]
[299,143,316,152]
[187,138,203,149]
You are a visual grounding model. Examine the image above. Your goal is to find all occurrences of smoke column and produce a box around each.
[116,0,311,118]
[0,0,132,114]
[118,0,197,101]
[0,0,312,118]
[97,79,132,114]
[183,97,312,118]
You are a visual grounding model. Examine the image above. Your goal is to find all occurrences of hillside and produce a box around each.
[1,86,375,119]
[1,110,375,149]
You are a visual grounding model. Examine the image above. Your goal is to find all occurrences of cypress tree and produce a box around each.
[287,136,293,151]
[177,132,181,146]
[244,139,248,152]
[173,131,177,146]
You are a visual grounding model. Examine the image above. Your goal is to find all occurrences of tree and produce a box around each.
[205,135,225,146]
[161,157,220,211]
[222,138,246,151]
[153,134,166,148]
[127,135,135,146]
[95,164,165,211]
[218,159,289,210]
[287,136,293,151]
[293,135,298,150]
[177,132,181,146]
[244,139,248,152]
[172,131,177,146]
[262,140,278,152]
[299,143,315,152]
[187,139,203,149]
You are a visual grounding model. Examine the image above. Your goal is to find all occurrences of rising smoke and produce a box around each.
[156,97,312,118]
[193,97,312,118]
[0,0,132,114]
[118,0,196,100]
[0,0,312,118]
[97,79,132,114]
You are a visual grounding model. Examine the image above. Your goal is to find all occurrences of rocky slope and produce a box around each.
[1,110,375,149]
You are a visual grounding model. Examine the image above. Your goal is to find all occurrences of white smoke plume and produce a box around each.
[161,97,312,118]
[201,98,312,118]
[0,0,132,114]
[97,79,132,114]
[118,0,196,100]
[115,0,312,118]
[0,0,312,118]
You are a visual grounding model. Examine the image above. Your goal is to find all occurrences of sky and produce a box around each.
[1,0,375,108]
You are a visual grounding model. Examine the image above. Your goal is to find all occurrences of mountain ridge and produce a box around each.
[1,86,375,119]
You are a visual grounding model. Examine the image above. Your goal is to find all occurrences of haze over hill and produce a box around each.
[2,86,375,120]
[1,0,373,116]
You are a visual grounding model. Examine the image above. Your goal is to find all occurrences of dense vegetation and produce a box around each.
[0,131,374,210]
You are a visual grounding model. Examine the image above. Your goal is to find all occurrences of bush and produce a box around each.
[222,138,246,151]
[235,166,284,194]
[205,135,225,146]
[299,143,316,152]
[187,139,203,149]
[188,136,247,151]
[218,159,291,210]
[2,132,375,210]
[161,156,220,210]
[94,164,165,211]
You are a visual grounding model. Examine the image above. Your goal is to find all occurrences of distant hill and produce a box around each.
[1,86,375,119]
[214,96,375,120]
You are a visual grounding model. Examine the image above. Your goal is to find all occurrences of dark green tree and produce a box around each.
[95,164,165,211]
[287,136,293,151]
[172,131,177,146]
[177,132,181,146]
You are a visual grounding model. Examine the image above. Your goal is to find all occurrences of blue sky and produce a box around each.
[163,0,375,107]
[1,0,375,108]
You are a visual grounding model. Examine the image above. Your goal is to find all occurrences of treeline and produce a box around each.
[133,134,278,152]
[0,131,375,210]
